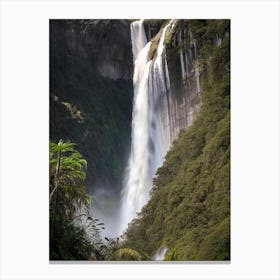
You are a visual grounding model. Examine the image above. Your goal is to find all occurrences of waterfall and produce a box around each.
[153,247,168,261]
[130,20,147,62]
[178,30,187,81]
[119,20,175,235]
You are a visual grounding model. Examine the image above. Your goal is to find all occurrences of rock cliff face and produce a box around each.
[143,20,165,41]
[165,21,202,137]
[143,20,202,144]
[82,20,133,80]
[51,20,133,80]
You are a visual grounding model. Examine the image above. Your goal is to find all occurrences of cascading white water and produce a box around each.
[119,20,152,233]
[130,20,147,62]
[119,20,175,235]
[148,19,175,181]
[152,247,168,261]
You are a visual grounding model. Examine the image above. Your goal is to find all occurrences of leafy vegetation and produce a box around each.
[110,248,150,261]
[49,140,147,261]
[49,140,114,260]
[49,140,90,211]
[49,140,94,260]
[123,19,230,261]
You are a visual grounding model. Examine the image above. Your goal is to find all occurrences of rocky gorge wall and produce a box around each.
[143,19,203,146]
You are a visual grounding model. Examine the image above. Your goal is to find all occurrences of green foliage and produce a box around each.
[50,140,97,260]
[50,214,94,260]
[49,140,91,220]
[189,20,230,50]
[49,139,142,261]
[91,236,120,260]
[196,217,230,260]
[110,248,150,261]
[123,20,230,261]
[165,249,177,261]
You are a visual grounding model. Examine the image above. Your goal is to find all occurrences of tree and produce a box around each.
[49,139,92,220]
[49,140,97,260]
